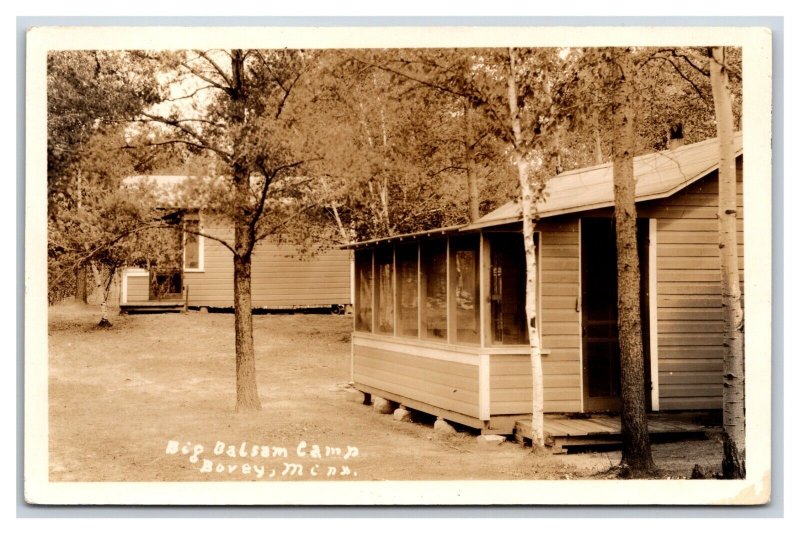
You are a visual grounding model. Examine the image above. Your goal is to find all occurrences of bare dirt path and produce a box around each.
[47,303,723,482]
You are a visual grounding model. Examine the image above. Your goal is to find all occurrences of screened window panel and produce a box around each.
[396,243,419,337]
[451,235,480,344]
[421,240,447,340]
[375,248,395,334]
[355,249,373,333]
[489,233,538,345]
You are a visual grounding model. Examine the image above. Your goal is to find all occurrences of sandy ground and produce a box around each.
[47,302,724,482]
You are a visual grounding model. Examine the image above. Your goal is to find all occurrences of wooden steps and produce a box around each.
[515,414,709,453]
[120,301,185,314]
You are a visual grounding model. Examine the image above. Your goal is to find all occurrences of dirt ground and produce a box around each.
[47,302,724,482]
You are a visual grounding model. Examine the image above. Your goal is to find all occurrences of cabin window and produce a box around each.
[183,217,202,271]
[375,248,395,334]
[355,249,373,332]
[489,232,539,345]
[421,239,448,340]
[396,243,419,337]
[451,235,480,344]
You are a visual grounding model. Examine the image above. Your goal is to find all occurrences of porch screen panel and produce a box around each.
[421,239,447,340]
[396,243,419,337]
[375,248,394,334]
[489,232,534,345]
[355,249,373,333]
[451,235,480,344]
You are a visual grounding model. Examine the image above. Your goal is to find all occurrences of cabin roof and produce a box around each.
[464,132,743,230]
[344,133,743,249]
[342,225,465,250]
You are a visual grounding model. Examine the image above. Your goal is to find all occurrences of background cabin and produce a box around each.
[119,178,352,312]
[346,134,744,434]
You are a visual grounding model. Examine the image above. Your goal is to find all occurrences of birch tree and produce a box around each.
[709,46,745,479]
[506,48,545,446]
[368,48,564,446]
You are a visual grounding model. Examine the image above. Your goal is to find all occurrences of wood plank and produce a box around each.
[491,374,578,389]
[660,384,722,398]
[660,359,722,372]
[355,345,478,378]
[657,257,724,270]
[355,366,479,404]
[659,371,721,385]
[542,283,580,297]
[542,245,579,258]
[542,296,580,310]
[542,270,580,284]
[494,387,579,402]
[657,295,722,308]
[541,257,579,271]
[353,374,479,417]
[660,397,721,410]
[540,322,580,335]
[658,333,723,346]
[657,320,723,334]
[355,353,479,392]
[355,383,483,429]
[541,309,580,323]
[658,218,744,232]
[658,244,743,258]
[659,231,743,245]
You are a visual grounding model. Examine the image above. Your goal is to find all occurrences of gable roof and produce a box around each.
[465,132,743,230]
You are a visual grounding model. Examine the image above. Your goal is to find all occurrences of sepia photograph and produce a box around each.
[24,25,773,506]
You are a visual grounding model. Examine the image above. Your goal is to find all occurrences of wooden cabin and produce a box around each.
[120,177,352,313]
[345,134,744,434]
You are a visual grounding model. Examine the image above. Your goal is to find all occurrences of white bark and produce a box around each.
[710,46,745,478]
[507,48,544,447]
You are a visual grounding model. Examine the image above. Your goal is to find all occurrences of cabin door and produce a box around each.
[580,218,651,412]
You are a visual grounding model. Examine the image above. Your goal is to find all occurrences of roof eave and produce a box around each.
[463,147,743,230]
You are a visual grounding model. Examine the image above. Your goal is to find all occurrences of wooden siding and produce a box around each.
[537,219,583,412]
[490,354,581,414]
[352,335,480,419]
[638,158,744,410]
[126,275,149,302]
[183,223,351,308]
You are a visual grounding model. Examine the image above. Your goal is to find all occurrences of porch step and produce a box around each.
[120,301,185,314]
[515,414,709,453]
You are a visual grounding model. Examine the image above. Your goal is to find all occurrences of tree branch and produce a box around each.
[665,58,710,104]
[193,50,234,88]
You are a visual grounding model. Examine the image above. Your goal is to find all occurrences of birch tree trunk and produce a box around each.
[709,46,745,479]
[464,103,480,222]
[507,48,544,447]
[610,49,655,474]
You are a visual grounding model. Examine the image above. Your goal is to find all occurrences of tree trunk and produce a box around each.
[709,46,745,479]
[593,109,603,165]
[75,265,88,303]
[233,250,261,411]
[507,48,544,447]
[229,49,261,412]
[464,103,480,222]
[610,49,655,475]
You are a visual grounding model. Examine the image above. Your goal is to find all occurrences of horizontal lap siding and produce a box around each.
[126,275,149,302]
[490,355,581,414]
[184,224,351,307]
[639,161,743,411]
[537,219,582,413]
[352,340,480,418]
